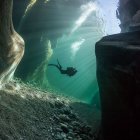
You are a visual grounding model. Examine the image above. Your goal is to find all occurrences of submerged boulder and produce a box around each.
[96,31,140,140]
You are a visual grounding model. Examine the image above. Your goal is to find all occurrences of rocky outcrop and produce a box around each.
[95,31,140,140]
[117,0,140,32]
[0,0,24,87]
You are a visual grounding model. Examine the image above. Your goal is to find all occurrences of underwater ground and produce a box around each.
[0,80,100,140]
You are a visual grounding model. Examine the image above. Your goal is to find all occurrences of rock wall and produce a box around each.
[0,0,24,86]
[95,31,140,140]
[118,0,140,32]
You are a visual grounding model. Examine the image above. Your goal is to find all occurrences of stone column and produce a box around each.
[0,0,24,86]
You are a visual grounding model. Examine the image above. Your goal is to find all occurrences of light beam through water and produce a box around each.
[71,1,97,34]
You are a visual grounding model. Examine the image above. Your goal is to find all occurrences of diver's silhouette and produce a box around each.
[48,59,77,77]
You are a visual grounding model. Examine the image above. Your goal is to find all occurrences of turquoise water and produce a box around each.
[15,0,120,105]
[46,3,104,104]
[47,24,101,103]
[46,0,120,104]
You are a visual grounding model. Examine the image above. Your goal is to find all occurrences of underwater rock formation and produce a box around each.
[117,0,140,32]
[0,0,24,87]
[96,31,140,140]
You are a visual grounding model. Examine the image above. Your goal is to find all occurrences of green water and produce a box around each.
[15,0,114,105]
[47,27,101,103]
[46,6,104,104]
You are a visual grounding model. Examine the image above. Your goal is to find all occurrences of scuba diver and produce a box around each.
[48,59,77,77]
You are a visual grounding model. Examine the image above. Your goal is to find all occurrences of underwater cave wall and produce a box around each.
[96,30,140,140]
[0,0,24,86]
[118,0,140,32]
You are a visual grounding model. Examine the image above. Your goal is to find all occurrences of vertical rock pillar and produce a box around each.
[95,31,140,140]
[0,0,24,86]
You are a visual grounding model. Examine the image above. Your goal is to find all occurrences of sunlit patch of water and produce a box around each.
[71,1,97,34]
